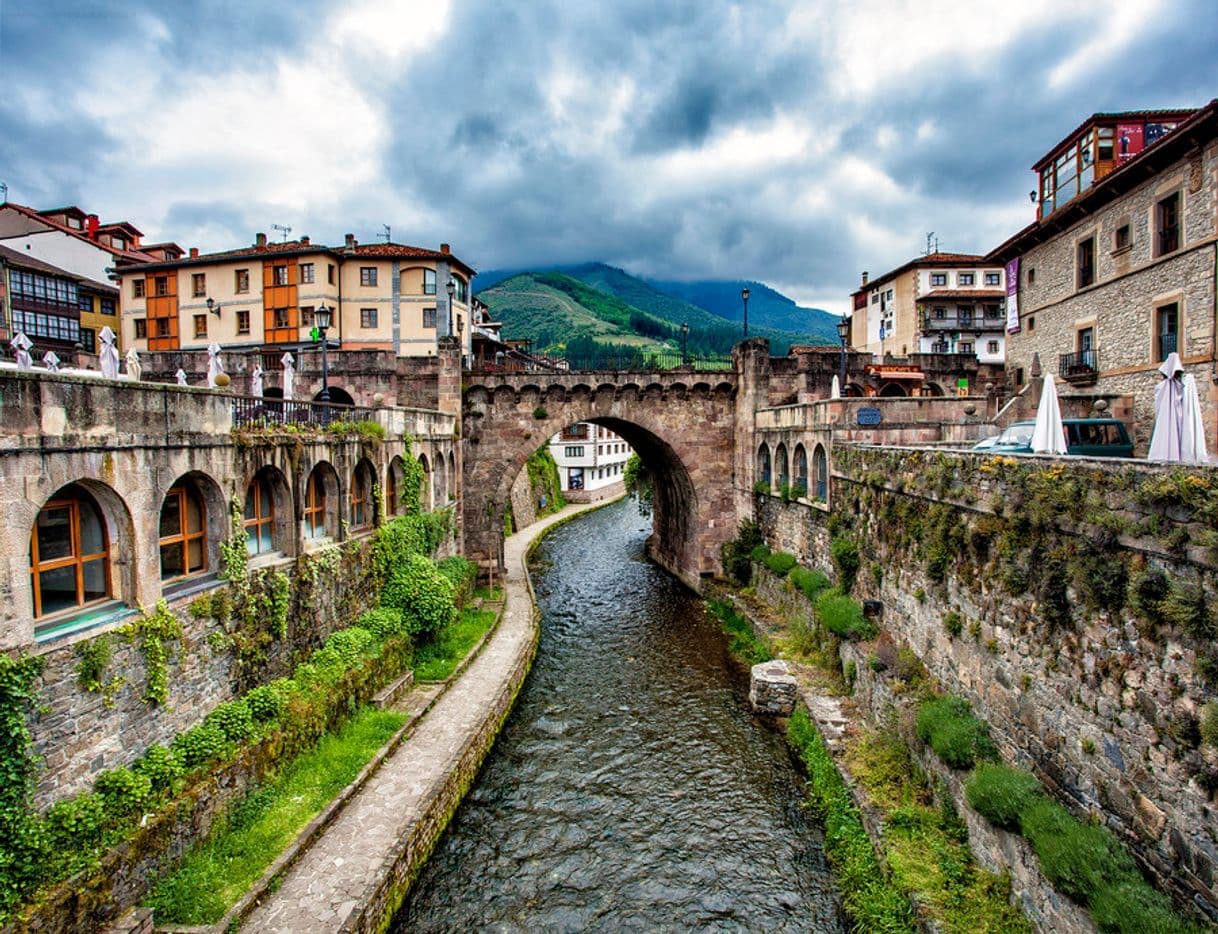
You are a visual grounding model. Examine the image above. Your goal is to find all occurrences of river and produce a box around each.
[394,498,844,931]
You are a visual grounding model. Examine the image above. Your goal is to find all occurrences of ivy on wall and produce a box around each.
[122,601,184,707]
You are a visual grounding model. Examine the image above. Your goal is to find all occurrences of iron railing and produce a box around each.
[1059,349,1098,382]
[922,312,1005,331]
[230,394,378,429]
[559,349,733,372]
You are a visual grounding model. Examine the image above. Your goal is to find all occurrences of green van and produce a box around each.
[975,418,1133,457]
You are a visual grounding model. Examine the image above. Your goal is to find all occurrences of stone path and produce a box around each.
[240,503,601,932]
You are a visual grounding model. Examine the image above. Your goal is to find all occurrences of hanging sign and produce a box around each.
[1005,257,1020,333]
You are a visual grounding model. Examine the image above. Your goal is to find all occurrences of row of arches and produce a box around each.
[28,450,449,639]
[466,380,737,409]
[756,441,828,501]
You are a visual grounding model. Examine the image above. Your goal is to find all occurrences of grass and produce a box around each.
[145,706,406,924]
[412,608,498,682]
[706,598,771,665]
[474,585,504,603]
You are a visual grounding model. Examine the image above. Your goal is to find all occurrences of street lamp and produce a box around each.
[315,302,333,403]
[741,287,750,338]
[456,315,465,368]
[445,278,456,336]
[205,297,221,318]
[681,321,689,365]
[837,315,850,391]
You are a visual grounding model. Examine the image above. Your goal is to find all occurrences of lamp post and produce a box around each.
[445,278,456,336]
[456,315,465,369]
[315,302,333,404]
[837,316,850,391]
[741,287,750,338]
[205,297,221,318]
[681,321,689,365]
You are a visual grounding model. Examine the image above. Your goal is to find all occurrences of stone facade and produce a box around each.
[1002,132,1218,449]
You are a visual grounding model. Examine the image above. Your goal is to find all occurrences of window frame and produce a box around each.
[1154,301,1180,362]
[299,262,315,284]
[243,474,276,556]
[28,491,111,619]
[1155,190,1181,257]
[984,272,1001,286]
[423,307,437,329]
[350,463,374,531]
[303,470,327,540]
[930,273,947,287]
[957,272,975,286]
[193,314,208,338]
[236,309,251,334]
[134,319,148,339]
[158,483,207,581]
[423,269,437,295]
[359,266,378,287]
[235,269,250,293]
[1077,236,1096,289]
[273,265,288,287]
[192,272,206,297]
[360,307,378,329]
[132,279,145,298]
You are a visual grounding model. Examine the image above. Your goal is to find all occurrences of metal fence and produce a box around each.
[558,349,734,372]
[231,394,378,429]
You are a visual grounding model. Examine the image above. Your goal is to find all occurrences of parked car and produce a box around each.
[974,418,1133,457]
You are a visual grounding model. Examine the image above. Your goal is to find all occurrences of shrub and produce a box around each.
[749,543,772,562]
[1019,799,1138,903]
[94,767,153,819]
[706,599,770,665]
[437,555,479,608]
[1089,880,1183,933]
[965,763,1043,831]
[133,743,182,794]
[356,608,406,641]
[815,591,875,640]
[831,536,861,593]
[381,554,457,638]
[171,722,232,772]
[205,698,256,744]
[764,551,797,577]
[1129,568,1169,622]
[721,520,765,586]
[44,793,106,850]
[245,682,288,723]
[916,695,997,770]
[943,611,963,637]
[1201,702,1218,749]
[1161,581,1212,638]
[789,566,831,602]
[324,627,377,668]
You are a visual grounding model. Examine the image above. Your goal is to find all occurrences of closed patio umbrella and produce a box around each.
[1148,353,1185,461]
[1181,373,1210,464]
[1031,373,1067,454]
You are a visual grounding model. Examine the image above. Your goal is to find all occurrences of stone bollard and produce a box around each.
[749,659,798,715]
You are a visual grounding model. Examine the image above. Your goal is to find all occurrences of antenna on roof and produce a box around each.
[271,223,292,242]
[380,224,391,243]
[925,232,935,255]
[0,181,7,205]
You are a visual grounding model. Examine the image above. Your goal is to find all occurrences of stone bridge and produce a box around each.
[462,342,772,589]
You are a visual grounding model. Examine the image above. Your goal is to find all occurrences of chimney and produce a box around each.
[86,214,100,239]
[189,247,199,259]
[344,233,356,253]
[256,232,267,248]
[300,236,310,246]
[440,243,451,255]
[861,271,869,286]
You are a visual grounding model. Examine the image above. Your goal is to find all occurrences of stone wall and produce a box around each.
[752,443,1218,919]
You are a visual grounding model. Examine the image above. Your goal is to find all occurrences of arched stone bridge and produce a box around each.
[462,344,771,589]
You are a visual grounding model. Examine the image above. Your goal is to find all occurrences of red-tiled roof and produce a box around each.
[1,202,158,262]
[1032,107,1200,171]
[121,238,476,276]
[352,242,476,275]
[916,289,1006,301]
[851,252,997,296]
[0,242,119,293]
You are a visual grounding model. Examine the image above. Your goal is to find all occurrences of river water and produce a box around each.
[394,499,844,931]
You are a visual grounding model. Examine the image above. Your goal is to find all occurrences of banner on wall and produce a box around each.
[1005,257,1020,333]
[1117,123,1144,163]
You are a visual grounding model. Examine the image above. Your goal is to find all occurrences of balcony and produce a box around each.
[921,312,1006,332]
[1059,349,1099,385]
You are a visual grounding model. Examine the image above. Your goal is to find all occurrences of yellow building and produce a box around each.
[116,233,474,359]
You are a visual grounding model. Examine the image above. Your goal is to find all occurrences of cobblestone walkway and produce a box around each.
[241,503,599,932]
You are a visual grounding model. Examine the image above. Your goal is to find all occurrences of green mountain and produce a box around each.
[646,278,840,343]
[477,263,833,354]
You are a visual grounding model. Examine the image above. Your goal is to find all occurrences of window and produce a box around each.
[300,262,315,284]
[360,307,378,328]
[565,446,584,457]
[871,293,879,304]
[1015,367,1024,385]
[80,328,96,354]
[1156,191,1180,256]
[985,272,1001,286]
[273,265,288,286]
[155,318,171,338]
[134,319,147,339]
[360,266,377,287]
[1155,302,1179,361]
[273,307,290,328]
[958,272,975,286]
[350,463,374,530]
[423,269,436,295]
[1098,126,1115,161]
[885,289,893,301]
[243,472,275,556]
[236,269,250,293]
[1027,267,1036,284]
[1077,237,1095,288]
[304,470,327,540]
[983,303,1002,319]
[328,264,336,285]
[193,314,207,338]
[793,444,808,495]
[29,485,111,619]
[958,340,975,355]
[1028,316,1035,331]
[1078,326,1094,354]
[932,306,946,320]
[159,483,206,580]
[1114,224,1131,251]
[78,293,94,315]
[813,445,828,501]
[453,277,469,303]
[192,273,206,297]
[987,340,1000,354]
[154,276,169,297]
[931,273,947,287]
[100,297,115,316]
[423,307,437,328]
[236,309,250,334]
[757,444,771,486]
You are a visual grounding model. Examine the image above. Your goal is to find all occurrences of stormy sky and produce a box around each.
[1,0,1215,313]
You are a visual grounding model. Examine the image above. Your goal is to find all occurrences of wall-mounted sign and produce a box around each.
[857,407,882,426]
[1005,257,1020,333]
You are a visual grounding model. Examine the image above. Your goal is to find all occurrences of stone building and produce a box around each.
[550,422,632,497]
[988,100,1218,448]
[847,252,1007,366]
[115,233,475,366]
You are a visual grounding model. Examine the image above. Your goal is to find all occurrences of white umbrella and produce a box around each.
[1181,373,1209,464]
[124,347,142,381]
[830,374,841,399]
[1031,373,1067,454]
[251,364,264,398]
[42,351,61,372]
[175,368,189,386]
[11,333,33,370]
[281,352,295,400]
[1148,353,1185,461]
[206,342,224,388]
[99,326,120,379]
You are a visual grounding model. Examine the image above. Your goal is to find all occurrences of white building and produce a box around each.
[550,423,632,500]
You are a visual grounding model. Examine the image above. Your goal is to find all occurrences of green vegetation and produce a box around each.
[525,447,566,518]
[815,591,875,640]
[381,554,457,637]
[763,550,797,577]
[412,608,498,682]
[965,763,1042,831]
[706,598,771,665]
[830,536,861,593]
[623,453,653,516]
[916,695,997,770]
[122,600,183,707]
[146,707,405,925]
[787,710,917,932]
[789,566,831,602]
[719,520,764,587]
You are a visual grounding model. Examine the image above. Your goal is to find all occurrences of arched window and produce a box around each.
[423,268,436,295]
[813,444,829,501]
[757,443,771,488]
[448,451,456,502]
[418,453,432,511]
[304,468,328,540]
[29,484,111,618]
[244,470,276,556]
[350,461,375,530]
[776,443,789,489]
[793,444,808,496]
[159,481,207,580]
[386,462,399,517]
